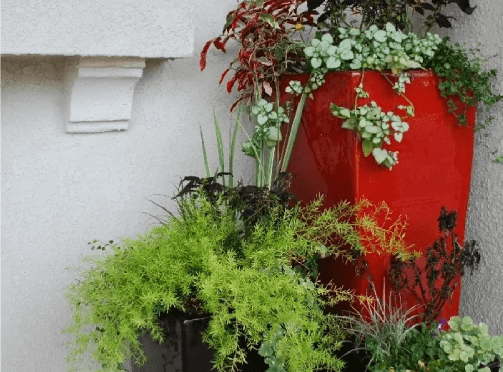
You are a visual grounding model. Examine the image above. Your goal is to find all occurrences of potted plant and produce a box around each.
[200,0,501,322]
[63,156,415,372]
[342,294,503,372]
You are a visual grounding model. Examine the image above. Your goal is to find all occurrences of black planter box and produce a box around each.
[132,316,267,372]
[132,316,213,372]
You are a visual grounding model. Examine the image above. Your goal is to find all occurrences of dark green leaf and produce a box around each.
[307,0,325,11]
[435,13,454,28]
[362,140,374,157]
[451,0,476,14]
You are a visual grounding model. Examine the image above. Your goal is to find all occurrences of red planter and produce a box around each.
[280,70,475,321]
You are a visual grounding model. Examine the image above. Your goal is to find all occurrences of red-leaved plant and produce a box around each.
[200,0,317,111]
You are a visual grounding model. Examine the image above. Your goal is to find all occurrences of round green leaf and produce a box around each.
[374,30,387,43]
[311,58,322,69]
[341,49,354,61]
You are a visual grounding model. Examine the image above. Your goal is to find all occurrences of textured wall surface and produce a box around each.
[1,0,194,57]
[1,1,502,372]
[442,1,503,333]
[1,0,250,370]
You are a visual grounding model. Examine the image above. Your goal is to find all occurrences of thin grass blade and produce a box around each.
[228,107,242,188]
[199,127,212,178]
[280,91,308,172]
[213,111,226,187]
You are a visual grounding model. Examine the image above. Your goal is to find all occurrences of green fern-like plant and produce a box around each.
[64,187,414,372]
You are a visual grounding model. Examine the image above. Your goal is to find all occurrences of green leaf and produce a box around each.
[258,114,268,125]
[311,57,322,69]
[341,49,355,61]
[365,125,381,134]
[304,47,315,57]
[260,14,279,29]
[362,140,374,156]
[213,111,226,187]
[200,127,212,178]
[339,39,352,50]
[350,59,362,69]
[326,57,341,69]
[341,120,355,129]
[385,23,396,33]
[372,148,387,163]
[228,107,242,188]
[374,30,387,42]
[339,108,351,118]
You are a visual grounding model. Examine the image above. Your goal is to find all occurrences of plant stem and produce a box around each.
[266,146,276,189]
[280,91,308,173]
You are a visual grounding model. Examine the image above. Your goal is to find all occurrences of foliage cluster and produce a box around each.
[303,23,441,73]
[340,286,502,372]
[202,0,501,171]
[364,317,502,372]
[64,180,414,372]
[307,0,476,34]
[200,0,316,111]
[388,207,481,324]
[424,38,503,126]
[301,22,501,166]
[339,286,421,369]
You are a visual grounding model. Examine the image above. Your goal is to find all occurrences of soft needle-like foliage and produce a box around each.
[64,190,414,372]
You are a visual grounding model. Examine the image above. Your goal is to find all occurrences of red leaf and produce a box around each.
[230,11,247,30]
[229,96,247,112]
[229,94,252,112]
[199,39,214,71]
[236,72,253,92]
[240,14,260,43]
[213,37,227,53]
[226,72,239,93]
[219,68,231,85]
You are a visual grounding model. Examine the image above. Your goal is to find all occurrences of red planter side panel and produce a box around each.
[281,71,475,321]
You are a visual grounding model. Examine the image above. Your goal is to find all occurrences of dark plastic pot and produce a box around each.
[133,316,213,372]
[133,315,267,372]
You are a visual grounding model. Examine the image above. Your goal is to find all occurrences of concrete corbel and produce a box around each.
[64,57,146,133]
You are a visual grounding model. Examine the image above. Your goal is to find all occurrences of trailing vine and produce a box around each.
[296,24,441,167]
[294,23,502,167]
[202,1,502,180]
[423,37,503,127]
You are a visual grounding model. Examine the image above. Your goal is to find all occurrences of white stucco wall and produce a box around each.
[2,0,194,58]
[1,1,502,372]
[1,1,250,370]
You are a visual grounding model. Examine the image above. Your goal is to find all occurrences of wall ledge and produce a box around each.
[1,0,194,58]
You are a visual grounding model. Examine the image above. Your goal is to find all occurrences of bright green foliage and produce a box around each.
[431,316,503,372]
[64,191,413,372]
[424,38,503,127]
[357,315,502,372]
[367,322,441,372]
[493,155,503,164]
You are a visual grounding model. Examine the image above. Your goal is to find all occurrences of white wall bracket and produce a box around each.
[64,57,145,133]
[2,0,194,133]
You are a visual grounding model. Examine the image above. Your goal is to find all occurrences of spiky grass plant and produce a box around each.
[339,283,420,370]
[200,109,241,188]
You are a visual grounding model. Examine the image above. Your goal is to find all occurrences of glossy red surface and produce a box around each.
[280,71,475,321]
